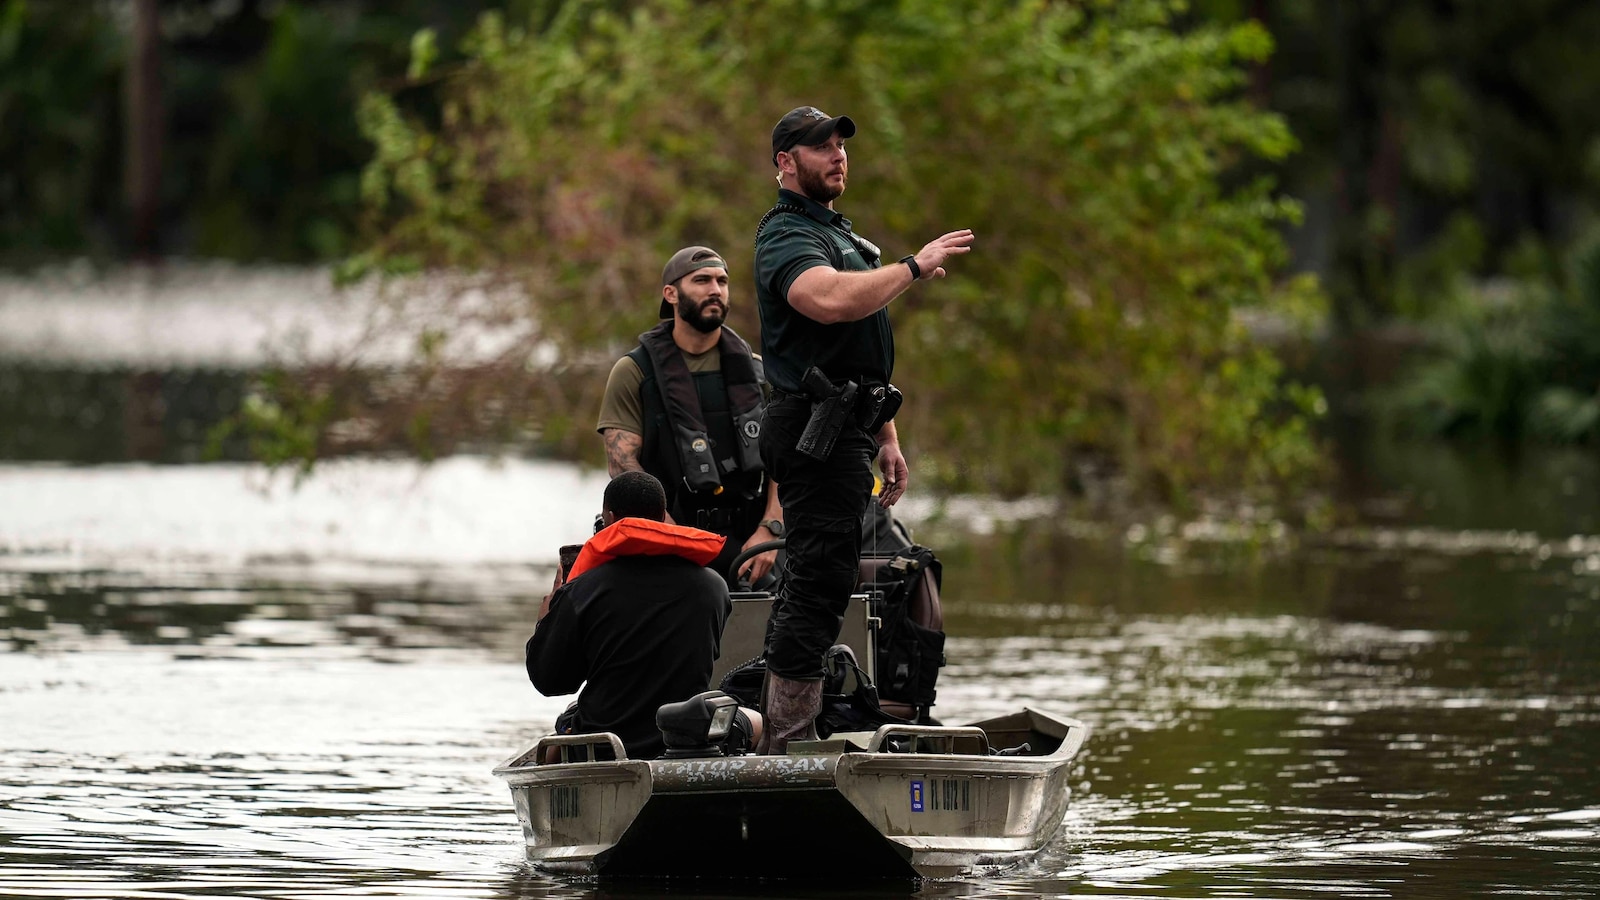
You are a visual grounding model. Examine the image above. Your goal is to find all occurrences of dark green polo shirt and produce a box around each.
[754,188,895,394]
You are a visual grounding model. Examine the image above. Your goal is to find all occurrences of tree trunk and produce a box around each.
[1329,0,1393,331]
[126,0,163,258]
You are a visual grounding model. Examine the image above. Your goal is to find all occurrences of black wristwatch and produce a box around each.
[899,254,921,280]
[759,519,785,538]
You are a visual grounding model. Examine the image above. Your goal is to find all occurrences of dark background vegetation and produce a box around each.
[4,0,1599,503]
[10,2,1598,316]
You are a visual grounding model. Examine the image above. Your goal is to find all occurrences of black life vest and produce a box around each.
[628,322,766,531]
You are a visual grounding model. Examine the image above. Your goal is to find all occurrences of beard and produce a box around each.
[795,156,846,204]
[678,296,726,334]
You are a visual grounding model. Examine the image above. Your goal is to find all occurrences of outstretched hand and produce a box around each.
[912,229,976,281]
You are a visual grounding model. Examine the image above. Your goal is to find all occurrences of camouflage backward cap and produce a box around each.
[771,106,857,165]
[660,246,728,319]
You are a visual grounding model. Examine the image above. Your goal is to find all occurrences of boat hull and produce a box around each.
[494,708,1089,880]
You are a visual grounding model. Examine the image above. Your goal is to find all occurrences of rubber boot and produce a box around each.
[756,673,822,755]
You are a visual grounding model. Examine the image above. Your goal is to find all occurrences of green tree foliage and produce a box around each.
[0,0,124,256]
[321,0,1324,505]
[1390,232,1600,443]
[0,0,504,262]
[1236,0,1600,326]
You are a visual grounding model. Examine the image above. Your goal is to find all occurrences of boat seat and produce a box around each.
[530,732,625,765]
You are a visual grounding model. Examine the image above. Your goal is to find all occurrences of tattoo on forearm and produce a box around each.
[603,429,645,477]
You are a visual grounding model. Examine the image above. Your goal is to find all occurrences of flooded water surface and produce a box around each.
[3,455,1598,899]
[3,270,1599,898]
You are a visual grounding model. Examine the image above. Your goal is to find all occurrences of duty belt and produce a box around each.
[693,507,735,534]
[773,382,896,421]
[784,367,904,459]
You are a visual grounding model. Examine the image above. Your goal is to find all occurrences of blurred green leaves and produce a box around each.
[0,0,499,263]
[205,372,335,482]
[408,28,439,80]
[1388,232,1600,443]
[327,0,1325,508]
[0,0,124,257]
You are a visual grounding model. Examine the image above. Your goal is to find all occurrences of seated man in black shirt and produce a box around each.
[525,471,762,759]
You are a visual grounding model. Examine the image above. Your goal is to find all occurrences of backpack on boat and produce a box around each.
[858,543,946,724]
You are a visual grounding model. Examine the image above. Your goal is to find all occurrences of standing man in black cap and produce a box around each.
[752,106,974,753]
[597,245,783,587]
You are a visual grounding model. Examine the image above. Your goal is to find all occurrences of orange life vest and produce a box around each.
[565,518,727,582]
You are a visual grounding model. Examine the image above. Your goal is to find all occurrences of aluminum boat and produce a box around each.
[493,706,1089,879]
[500,540,1090,880]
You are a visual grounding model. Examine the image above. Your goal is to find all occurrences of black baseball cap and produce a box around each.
[771,106,857,165]
[659,246,727,319]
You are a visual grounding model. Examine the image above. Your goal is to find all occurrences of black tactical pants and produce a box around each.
[759,393,877,680]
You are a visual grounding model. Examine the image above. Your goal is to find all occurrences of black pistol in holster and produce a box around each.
[797,366,857,461]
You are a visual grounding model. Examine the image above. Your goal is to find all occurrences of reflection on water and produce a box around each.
[934,504,1600,898]
[1,565,540,658]
[1,650,553,899]
[4,457,1599,898]
[0,363,251,463]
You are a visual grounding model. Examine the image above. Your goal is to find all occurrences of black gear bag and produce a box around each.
[859,544,946,722]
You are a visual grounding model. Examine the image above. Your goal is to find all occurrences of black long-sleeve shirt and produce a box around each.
[526,553,731,760]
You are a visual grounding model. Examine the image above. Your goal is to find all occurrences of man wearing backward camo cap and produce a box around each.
[596,246,784,588]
